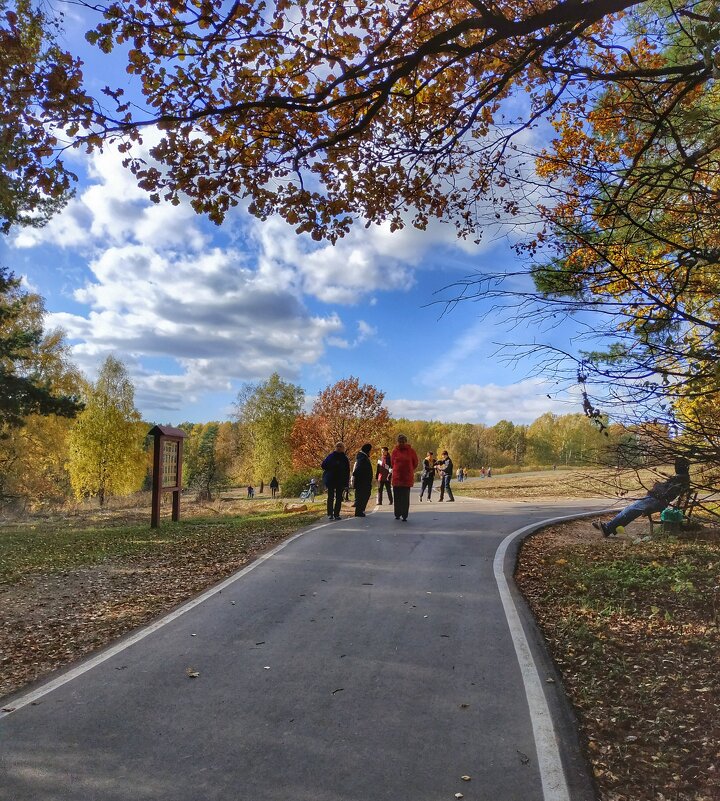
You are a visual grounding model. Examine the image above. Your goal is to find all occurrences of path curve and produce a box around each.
[1,493,611,801]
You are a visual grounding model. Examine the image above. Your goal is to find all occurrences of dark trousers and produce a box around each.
[377,479,393,504]
[354,482,372,515]
[326,484,344,518]
[420,475,434,499]
[439,475,454,501]
[393,486,411,520]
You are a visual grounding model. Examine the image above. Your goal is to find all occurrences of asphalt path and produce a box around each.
[1,493,611,801]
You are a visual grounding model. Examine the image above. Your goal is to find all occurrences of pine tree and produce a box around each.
[0,267,82,430]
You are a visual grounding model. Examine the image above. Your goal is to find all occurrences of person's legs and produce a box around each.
[427,478,433,500]
[402,487,411,519]
[385,480,393,504]
[327,485,336,518]
[393,486,402,519]
[598,497,663,534]
[445,476,454,501]
[355,485,371,515]
[333,487,344,518]
[394,486,410,520]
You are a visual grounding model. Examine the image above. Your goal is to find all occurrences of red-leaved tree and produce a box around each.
[290,377,391,469]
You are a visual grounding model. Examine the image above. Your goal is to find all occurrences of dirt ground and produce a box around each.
[516,518,720,801]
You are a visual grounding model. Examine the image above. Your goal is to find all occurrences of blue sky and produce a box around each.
[1,9,588,427]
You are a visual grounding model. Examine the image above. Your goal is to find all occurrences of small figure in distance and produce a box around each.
[352,443,373,517]
[456,465,463,482]
[592,457,691,537]
[376,446,393,506]
[435,451,455,502]
[247,484,254,499]
[391,434,418,521]
[419,451,435,502]
[269,475,279,499]
[322,442,350,520]
[309,476,318,500]
[486,466,492,478]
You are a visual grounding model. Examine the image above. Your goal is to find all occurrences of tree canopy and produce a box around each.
[0,1,92,232]
[9,0,714,239]
[84,0,695,241]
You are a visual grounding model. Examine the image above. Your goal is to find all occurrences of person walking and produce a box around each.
[322,442,350,520]
[352,443,373,517]
[376,446,393,505]
[419,451,435,501]
[269,475,279,499]
[391,434,418,521]
[592,457,690,537]
[436,450,455,502]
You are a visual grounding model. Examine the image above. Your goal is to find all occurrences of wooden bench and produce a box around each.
[646,490,699,534]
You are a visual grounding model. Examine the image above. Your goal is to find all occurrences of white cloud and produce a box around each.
[7,128,558,422]
[388,379,580,425]
[46,241,343,407]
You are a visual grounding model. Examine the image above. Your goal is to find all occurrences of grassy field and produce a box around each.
[454,465,666,500]
[0,504,324,585]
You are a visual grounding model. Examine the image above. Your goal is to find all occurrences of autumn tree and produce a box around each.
[0,266,82,429]
[8,0,698,243]
[67,356,147,506]
[234,373,304,483]
[387,419,447,462]
[3,0,696,238]
[290,377,390,469]
[0,327,84,508]
[0,2,94,233]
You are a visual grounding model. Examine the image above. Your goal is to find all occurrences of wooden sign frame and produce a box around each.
[148,425,188,528]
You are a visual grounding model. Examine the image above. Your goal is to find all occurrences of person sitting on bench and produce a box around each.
[593,457,690,537]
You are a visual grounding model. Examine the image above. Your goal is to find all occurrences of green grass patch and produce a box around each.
[0,509,327,586]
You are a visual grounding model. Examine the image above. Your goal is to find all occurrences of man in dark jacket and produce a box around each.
[322,442,351,520]
[352,443,373,517]
[593,457,690,536]
[435,450,455,502]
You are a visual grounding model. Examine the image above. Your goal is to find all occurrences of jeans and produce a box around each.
[605,496,665,533]
[439,475,454,501]
[420,475,434,499]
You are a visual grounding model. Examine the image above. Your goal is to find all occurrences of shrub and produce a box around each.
[281,471,324,498]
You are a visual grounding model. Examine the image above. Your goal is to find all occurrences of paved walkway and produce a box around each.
[1,494,610,801]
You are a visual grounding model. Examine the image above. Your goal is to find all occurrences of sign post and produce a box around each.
[148,425,188,528]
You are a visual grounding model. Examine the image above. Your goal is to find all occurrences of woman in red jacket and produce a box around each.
[391,434,418,522]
